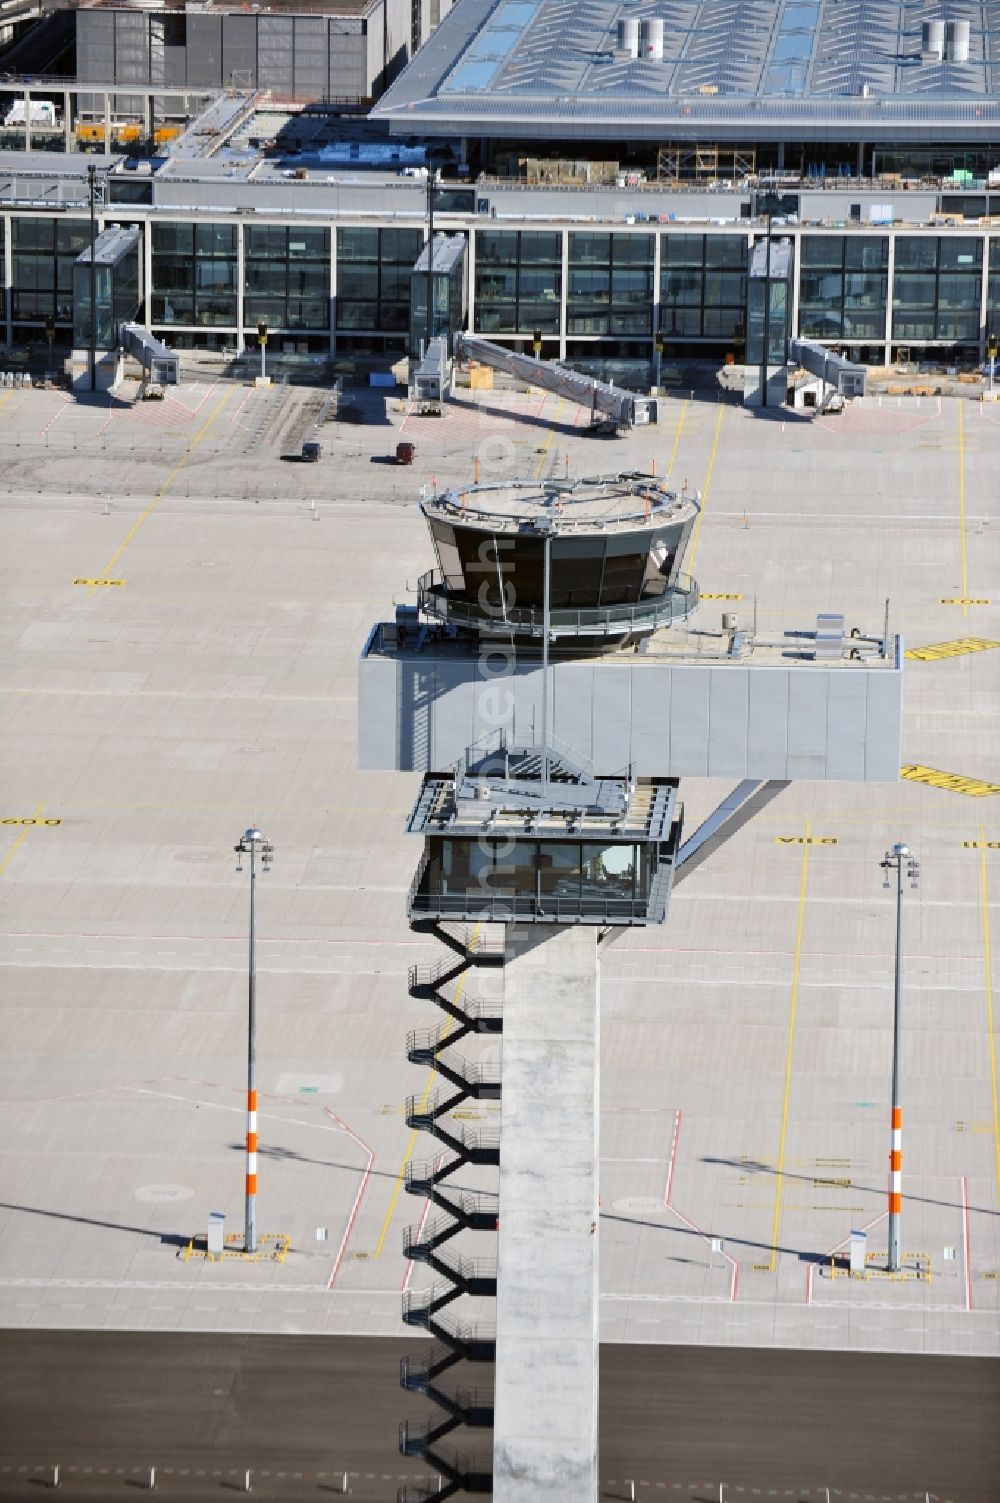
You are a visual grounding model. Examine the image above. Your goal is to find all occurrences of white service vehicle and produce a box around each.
[3,100,59,127]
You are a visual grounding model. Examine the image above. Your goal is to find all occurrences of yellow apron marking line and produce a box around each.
[978,827,1000,1211]
[906,638,1000,660]
[769,820,811,1272]
[700,592,742,601]
[84,387,233,589]
[373,924,482,1259]
[966,840,1000,850]
[940,598,990,607]
[901,765,1000,797]
[0,803,45,877]
[685,403,725,574]
[532,397,565,480]
[73,579,124,588]
[665,397,688,481]
[775,836,837,845]
[957,401,969,619]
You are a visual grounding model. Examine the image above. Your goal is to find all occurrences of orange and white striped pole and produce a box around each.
[882,841,917,1272]
[889,1103,902,1222]
[235,827,272,1254]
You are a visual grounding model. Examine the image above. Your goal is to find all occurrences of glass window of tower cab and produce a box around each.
[418,475,700,646]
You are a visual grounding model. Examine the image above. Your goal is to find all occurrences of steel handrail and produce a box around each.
[417,569,698,635]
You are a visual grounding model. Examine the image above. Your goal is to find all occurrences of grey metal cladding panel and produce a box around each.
[223,14,258,76]
[825,670,868,781]
[592,667,631,774]
[667,668,711,776]
[163,48,187,87]
[552,664,594,768]
[116,61,149,85]
[707,668,750,779]
[786,672,829,781]
[475,648,519,748]
[396,658,436,769]
[259,16,294,43]
[746,670,790,779]
[259,58,294,90]
[357,653,398,771]
[296,18,327,42]
[188,16,223,87]
[508,663,542,752]
[628,664,669,774]
[430,661,476,768]
[80,10,114,44]
[864,667,903,782]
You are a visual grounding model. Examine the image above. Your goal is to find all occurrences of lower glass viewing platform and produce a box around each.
[406,758,682,927]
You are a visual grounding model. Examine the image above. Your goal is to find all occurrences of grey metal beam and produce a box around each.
[673,779,790,884]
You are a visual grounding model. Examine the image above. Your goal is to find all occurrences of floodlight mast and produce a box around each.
[234,827,273,1253]
[880,840,919,1272]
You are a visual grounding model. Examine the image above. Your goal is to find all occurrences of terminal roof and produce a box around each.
[422,475,697,536]
[374,0,1000,140]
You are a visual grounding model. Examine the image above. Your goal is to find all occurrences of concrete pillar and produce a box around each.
[790,231,801,340]
[884,232,895,364]
[493,925,599,1503]
[466,223,476,335]
[329,222,336,356]
[236,218,246,353]
[2,212,11,348]
[857,141,865,179]
[978,232,988,362]
[23,88,31,152]
[63,91,72,154]
[104,92,112,156]
[142,215,152,328]
[558,228,568,362]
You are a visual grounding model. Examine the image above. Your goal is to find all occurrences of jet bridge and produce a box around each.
[788,337,867,399]
[118,323,179,385]
[453,332,652,429]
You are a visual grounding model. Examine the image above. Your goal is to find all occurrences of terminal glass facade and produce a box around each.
[799,235,888,341]
[659,233,747,343]
[568,233,654,337]
[150,222,237,328]
[2,211,996,362]
[11,217,90,327]
[244,224,330,333]
[892,236,982,345]
[336,225,422,343]
[474,230,561,335]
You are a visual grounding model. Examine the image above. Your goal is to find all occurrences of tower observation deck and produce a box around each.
[419,473,699,647]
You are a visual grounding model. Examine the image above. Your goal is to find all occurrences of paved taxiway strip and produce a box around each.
[0,1334,996,1500]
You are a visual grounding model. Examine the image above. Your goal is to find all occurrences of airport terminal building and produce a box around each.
[1,0,999,373]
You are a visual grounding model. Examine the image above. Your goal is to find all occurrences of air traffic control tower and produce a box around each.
[359,470,903,1503]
